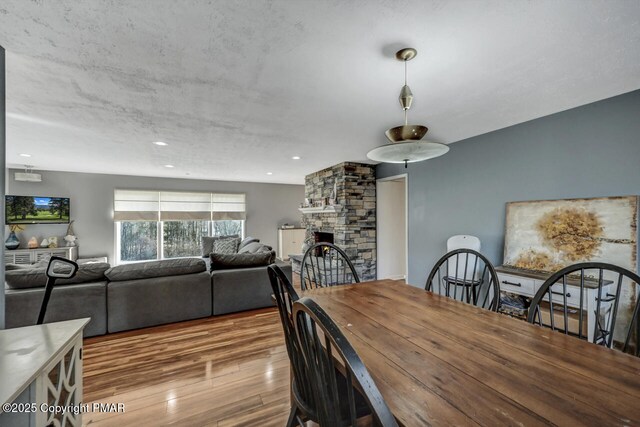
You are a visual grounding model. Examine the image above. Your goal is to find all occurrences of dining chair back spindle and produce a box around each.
[300,242,360,290]
[528,262,640,356]
[425,249,500,311]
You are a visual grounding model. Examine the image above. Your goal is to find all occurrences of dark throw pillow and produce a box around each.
[209,251,274,271]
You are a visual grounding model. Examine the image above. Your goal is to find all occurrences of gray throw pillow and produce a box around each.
[238,236,260,251]
[213,237,241,254]
[201,235,239,256]
[238,242,272,254]
[209,251,274,271]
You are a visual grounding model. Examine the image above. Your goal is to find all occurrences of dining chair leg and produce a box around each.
[287,405,303,427]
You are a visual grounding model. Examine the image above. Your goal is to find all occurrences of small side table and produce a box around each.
[0,318,89,427]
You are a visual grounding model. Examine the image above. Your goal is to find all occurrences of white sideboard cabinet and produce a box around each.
[277,228,306,261]
[4,246,78,265]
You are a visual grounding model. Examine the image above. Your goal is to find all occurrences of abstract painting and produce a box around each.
[504,196,638,272]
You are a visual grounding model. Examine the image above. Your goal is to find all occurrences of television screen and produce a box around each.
[5,195,70,224]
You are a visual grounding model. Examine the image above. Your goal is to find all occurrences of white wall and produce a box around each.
[7,169,304,264]
[376,178,407,280]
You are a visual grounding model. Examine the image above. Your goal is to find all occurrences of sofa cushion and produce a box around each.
[213,237,241,254]
[5,281,108,337]
[238,236,260,251]
[209,252,274,271]
[201,235,239,256]
[5,262,111,289]
[5,263,32,271]
[105,258,206,281]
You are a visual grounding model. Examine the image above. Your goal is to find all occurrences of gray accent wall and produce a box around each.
[377,90,640,287]
[1,45,5,328]
[7,170,304,264]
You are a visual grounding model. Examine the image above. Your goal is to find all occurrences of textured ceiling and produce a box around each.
[1,0,639,184]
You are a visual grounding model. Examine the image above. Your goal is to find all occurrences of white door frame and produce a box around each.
[376,173,408,281]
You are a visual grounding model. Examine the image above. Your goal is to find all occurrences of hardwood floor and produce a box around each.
[82,308,291,426]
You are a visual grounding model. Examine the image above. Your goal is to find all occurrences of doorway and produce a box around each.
[376,174,407,280]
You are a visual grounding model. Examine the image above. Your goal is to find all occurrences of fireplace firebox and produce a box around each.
[313,231,334,256]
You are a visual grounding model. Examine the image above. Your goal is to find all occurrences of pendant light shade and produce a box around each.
[367,48,449,167]
[367,139,449,164]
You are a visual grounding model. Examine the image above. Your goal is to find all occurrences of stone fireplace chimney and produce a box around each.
[301,162,376,280]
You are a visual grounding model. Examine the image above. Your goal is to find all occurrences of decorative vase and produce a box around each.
[5,231,20,250]
[41,238,49,248]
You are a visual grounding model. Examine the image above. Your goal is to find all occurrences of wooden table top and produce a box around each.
[301,280,640,426]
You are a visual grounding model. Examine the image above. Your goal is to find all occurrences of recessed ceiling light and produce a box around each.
[19,153,32,157]
[292,156,301,160]
[164,164,174,168]
[153,141,168,146]
[266,172,273,175]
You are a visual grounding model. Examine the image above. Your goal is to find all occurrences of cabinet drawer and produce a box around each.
[5,252,32,264]
[547,282,581,308]
[497,273,536,296]
[50,249,70,258]
[35,252,49,262]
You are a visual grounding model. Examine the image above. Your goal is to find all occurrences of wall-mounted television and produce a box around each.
[5,195,70,224]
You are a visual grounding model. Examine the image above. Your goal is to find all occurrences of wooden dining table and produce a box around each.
[300,279,640,426]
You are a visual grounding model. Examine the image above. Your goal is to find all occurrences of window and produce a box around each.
[119,221,158,262]
[114,190,246,263]
[162,220,209,258]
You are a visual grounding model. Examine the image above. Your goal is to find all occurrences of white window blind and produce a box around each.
[160,191,212,221]
[211,193,246,220]
[114,190,246,221]
[113,190,160,221]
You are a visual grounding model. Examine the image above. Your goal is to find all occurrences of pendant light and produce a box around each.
[367,48,449,168]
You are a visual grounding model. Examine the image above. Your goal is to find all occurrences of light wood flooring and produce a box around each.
[82,308,291,426]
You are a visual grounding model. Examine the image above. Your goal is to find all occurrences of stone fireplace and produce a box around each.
[301,162,376,280]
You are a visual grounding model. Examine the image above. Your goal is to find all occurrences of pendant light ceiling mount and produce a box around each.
[367,47,449,167]
[395,47,417,61]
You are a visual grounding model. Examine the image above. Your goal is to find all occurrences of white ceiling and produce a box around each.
[1,1,639,185]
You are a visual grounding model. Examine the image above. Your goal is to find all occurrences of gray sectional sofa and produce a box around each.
[5,262,109,337]
[4,254,291,337]
[212,263,288,315]
[105,258,212,333]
